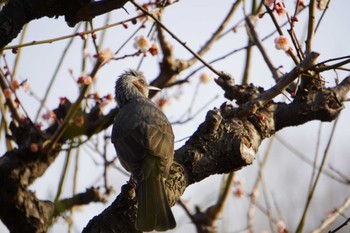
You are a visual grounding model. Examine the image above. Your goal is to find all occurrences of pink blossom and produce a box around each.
[98,48,114,63]
[277,220,287,233]
[11,80,20,89]
[297,0,306,10]
[200,73,212,84]
[84,76,93,85]
[317,0,328,10]
[274,35,290,51]
[149,43,159,56]
[79,33,87,41]
[275,2,287,17]
[4,88,12,99]
[133,35,152,53]
[21,81,30,92]
[234,186,244,198]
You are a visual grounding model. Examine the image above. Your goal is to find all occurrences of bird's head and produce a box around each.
[115,69,160,107]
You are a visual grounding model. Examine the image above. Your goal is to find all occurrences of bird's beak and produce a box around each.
[148,85,161,91]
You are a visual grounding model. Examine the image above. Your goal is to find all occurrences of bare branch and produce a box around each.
[54,188,105,217]
[311,196,350,233]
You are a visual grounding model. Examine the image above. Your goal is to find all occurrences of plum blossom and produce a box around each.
[200,72,212,84]
[11,80,20,89]
[297,0,306,10]
[4,88,12,99]
[277,220,287,233]
[133,35,152,53]
[317,0,328,10]
[77,75,93,85]
[275,2,287,17]
[21,81,29,92]
[234,185,244,198]
[149,43,159,56]
[98,48,114,63]
[274,35,290,51]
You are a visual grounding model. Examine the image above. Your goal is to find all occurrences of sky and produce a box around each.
[1,0,350,232]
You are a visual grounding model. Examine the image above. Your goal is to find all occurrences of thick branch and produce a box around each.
[81,67,350,233]
[0,0,129,48]
[0,101,115,232]
[3,73,349,233]
[0,137,57,233]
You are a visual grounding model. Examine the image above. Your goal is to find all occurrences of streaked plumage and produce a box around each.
[112,70,176,231]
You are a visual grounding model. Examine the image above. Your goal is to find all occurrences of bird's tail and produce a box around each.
[135,169,176,231]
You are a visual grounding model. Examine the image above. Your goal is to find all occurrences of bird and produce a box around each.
[112,69,176,232]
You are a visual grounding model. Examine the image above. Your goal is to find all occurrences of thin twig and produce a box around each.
[305,0,316,55]
[3,16,142,50]
[172,95,219,125]
[188,0,242,65]
[54,143,73,203]
[329,216,350,233]
[0,69,22,122]
[47,59,102,152]
[311,196,350,233]
[296,117,340,233]
[0,94,13,150]
[264,5,299,64]
[309,122,322,192]
[315,0,331,33]
[34,26,80,122]
[131,0,222,77]
[276,136,347,184]
[247,136,275,232]
[246,16,280,81]
[12,25,28,79]
[211,172,235,221]
[239,52,319,116]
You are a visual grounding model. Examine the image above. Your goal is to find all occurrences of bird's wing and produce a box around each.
[113,125,146,173]
[112,99,174,176]
[143,123,174,177]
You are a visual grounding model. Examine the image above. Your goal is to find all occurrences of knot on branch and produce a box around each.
[215,75,264,105]
[190,205,218,233]
[203,108,223,134]
[8,118,44,153]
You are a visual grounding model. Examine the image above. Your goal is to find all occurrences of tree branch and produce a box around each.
[0,0,129,48]
[54,187,105,217]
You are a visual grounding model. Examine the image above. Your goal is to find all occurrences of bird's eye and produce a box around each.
[139,79,145,85]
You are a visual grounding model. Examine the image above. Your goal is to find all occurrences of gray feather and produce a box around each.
[112,70,176,231]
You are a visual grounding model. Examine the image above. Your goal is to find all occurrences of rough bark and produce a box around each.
[0,0,129,48]
[1,71,349,233]
[1,1,350,233]
[82,73,350,232]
